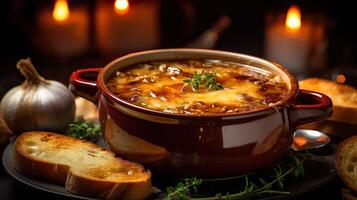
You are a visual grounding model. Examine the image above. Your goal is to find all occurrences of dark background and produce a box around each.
[1,0,357,97]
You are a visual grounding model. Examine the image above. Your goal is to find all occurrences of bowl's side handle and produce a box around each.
[289,89,333,126]
[69,68,102,103]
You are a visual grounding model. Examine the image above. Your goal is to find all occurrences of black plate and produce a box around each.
[2,136,337,200]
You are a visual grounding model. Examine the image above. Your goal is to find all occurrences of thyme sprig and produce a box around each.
[165,152,312,200]
[166,177,203,200]
[183,71,223,91]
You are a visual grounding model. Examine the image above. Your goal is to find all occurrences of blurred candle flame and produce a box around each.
[285,5,301,32]
[114,0,129,15]
[53,0,69,22]
[336,74,346,84]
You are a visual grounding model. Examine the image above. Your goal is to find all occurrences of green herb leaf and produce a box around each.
[183,70,223,91]
[259,178,267,185]
[292,156,305,178]
[166,177,202,200]
[183,79,192,84]
[215,84,223,90]
[273,163,285,189]
[165,152,312,200]
[66,118,100,142]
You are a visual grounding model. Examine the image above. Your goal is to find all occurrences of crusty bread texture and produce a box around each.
[299,78,357,124]
[13,131,152,200]
[336,135,357,196]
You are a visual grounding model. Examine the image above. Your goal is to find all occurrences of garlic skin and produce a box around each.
[0,58,75,133]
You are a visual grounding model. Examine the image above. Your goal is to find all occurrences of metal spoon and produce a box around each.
[291,129,331,151]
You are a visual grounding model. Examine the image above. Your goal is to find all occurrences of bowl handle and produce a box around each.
[69,68,102,103]
[289,89,333,126]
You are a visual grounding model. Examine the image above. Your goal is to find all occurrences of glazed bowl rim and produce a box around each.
[97,48,299,119]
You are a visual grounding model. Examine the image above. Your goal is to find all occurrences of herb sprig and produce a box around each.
[66,118,101,142]
[183,71,223,91]
[166,177,202,200]
[165,152,312,200]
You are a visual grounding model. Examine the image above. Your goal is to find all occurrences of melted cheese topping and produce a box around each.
[107,60,288,115]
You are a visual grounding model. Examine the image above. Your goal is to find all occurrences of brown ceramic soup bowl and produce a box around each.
[69,49,332,178]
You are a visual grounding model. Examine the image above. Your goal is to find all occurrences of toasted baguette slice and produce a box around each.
[336,136,357,196]
[13,131,152,200]
[299,78,357,124]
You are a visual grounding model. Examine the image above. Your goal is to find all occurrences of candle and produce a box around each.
[264,5,310,75]
[114,0,130,15]
[34,0,89,57]
[95,0,160,55]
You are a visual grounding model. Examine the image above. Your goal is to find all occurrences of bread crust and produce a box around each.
[299,78,357,124]
[336,136,357,196]
[13,131,152,200]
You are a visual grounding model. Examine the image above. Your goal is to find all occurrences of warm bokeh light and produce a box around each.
[285,5,301,31]
[53,0,69,22]
[294,136,308,147]
[114,0,130,15]
[336,74,346,84]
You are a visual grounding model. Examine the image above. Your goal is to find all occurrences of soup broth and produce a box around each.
[106,60,289,115]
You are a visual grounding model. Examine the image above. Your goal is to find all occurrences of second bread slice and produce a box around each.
[336,135,357,196]
[13,131,152,200]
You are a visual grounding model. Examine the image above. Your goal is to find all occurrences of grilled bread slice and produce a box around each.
[299,78,357,124]
[13,131,152,200]
[336,135,357,196]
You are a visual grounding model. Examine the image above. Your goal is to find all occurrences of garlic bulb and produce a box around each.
[0,58,75,133]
